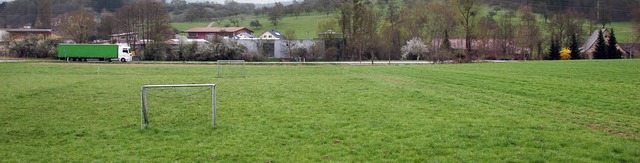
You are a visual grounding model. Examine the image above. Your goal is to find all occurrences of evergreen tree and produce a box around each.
[606,28,623,59]
[569,33,581,59]
[593,29,607,59]
[548,38,560,60]
[443,30,452,50]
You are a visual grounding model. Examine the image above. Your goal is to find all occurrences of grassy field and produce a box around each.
[171,21,211,33]
[606,22,635,43]
[171,13,335,39]
[1,60,640,161]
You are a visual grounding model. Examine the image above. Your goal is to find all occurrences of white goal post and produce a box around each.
[140,84,217,129]
[216,60,246,78]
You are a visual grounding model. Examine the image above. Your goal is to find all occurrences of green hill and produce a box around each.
[172,9,635,43]
[172,13,336,39]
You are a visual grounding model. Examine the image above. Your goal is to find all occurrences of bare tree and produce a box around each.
[516,5,542,60]
[339,0,378,61]
[549,9,584,48]
[452,0,478,61]
[35,0,52,29]
[399,1,428,39]
[497,10,516,59]
[268,2,285,29]
[116,0,172,58]
[632,3,640,58]
[633,4,640,42]
[386,1,401,59]
[60,10,96,43]
[97,12,117,40]
[426,1,457,54]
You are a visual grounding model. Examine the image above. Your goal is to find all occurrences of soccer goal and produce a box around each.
[140,84,216,130]
[216,60,246,78]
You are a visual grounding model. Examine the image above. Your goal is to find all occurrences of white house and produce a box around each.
[259,29,285,40]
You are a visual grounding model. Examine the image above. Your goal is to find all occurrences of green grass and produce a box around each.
[172,13,336,39]
[171,21,211,33]
[605,22,635,43]
[1,60,640,161]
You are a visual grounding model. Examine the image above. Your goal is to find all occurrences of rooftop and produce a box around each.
[6,29,53,32]
[185,27,253,33]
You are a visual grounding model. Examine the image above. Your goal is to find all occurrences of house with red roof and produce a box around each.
[185,27,253,39]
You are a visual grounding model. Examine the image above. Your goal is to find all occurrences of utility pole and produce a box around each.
[597,0,600,20]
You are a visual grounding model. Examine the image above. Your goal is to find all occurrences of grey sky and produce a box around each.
[0,0,285,4]
[198,0,285,3]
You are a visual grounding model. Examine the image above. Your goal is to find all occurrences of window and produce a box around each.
[188,33,197,39]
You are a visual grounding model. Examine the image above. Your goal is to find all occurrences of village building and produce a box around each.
[185,27,253,39]
[580,29,627,59]
[259,29,285,40]
[6,28,58,40]
[110,32,139,44]
[619,43,640,58]
[431,38,530,59]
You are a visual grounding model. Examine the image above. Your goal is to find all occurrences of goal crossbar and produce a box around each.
[140,84,217,130]
[216,60,246,78]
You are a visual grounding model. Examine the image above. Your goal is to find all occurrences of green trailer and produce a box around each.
[58,44,132,62]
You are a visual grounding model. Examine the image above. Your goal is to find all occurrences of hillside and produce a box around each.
[172,6,635,43]
[172,12,335,39]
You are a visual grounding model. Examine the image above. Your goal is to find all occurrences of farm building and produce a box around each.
[6,28,58,40]
[619,43,639,59]
[185,27,253,40]
[431,38,530,59]
[580,29,627,59]
[110,32,139,44]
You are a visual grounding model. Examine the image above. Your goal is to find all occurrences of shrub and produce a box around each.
[8,35,62,58]
[194,40,247,61]
[142,43,167,61]
[401,37,429,60]
[324,47,339,61]
[308,43,325,61]
[560,48,571,60]
[290,47,308,61]
[241,52,266,61]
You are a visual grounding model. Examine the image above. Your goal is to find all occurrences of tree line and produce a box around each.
[3,0,174,60]
[2,0,640,61]
[311,0,639,62]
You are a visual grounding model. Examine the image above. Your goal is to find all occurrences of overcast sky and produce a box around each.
[197,0,286,3]
[0,0,286,4]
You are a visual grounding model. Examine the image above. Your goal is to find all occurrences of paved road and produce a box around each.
[0,59,519,65]
[250,61,435,65]
[0,60,26,63]
[177,60,519,65]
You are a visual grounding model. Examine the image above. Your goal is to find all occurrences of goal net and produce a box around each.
[140,84,217,130]
[216,60,247,78]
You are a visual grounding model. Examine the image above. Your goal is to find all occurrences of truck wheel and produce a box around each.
[108,59,112,62]
[121,58,126,62]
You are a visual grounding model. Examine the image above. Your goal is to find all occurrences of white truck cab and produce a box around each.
[117,44,133,62]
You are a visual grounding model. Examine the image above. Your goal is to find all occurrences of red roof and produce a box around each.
[185,27,252,33]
